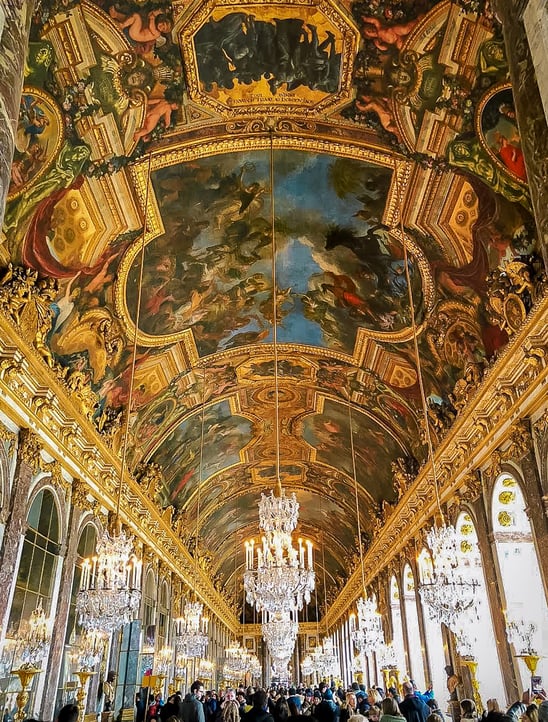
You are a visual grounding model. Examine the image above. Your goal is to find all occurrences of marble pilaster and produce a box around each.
[494,0,548,268]
[39,504,81,722]
[0,0,33,229]
[0,429,37,632]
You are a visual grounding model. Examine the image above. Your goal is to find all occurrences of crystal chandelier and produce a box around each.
[377,641,399,669]
[352,596,385,656]
[76,528,142,634]
[17,600,52,669]
[419,524,480,629]
[261,610,298,661]
[155,646,174,676]
[314,637,340,678]
[244,491,315,614]
[247,652,262,678]
[175,601,208,658]
[199,658,214,680]
[224,639,249,677]
[301,652,315,676]
[243,147,315,620]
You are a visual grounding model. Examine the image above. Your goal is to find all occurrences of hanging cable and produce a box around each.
[269,129,282,495]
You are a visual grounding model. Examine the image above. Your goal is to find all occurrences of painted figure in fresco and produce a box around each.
[110,7,173,54]
[133,97,178,142]
[447,138,530,209]
[16,95,49,152]
[360,15,421,52]
[354,94,402,140]
[194,13,341,94]
[5,141,91,246]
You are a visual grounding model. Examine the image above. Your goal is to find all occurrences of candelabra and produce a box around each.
[74,669,94,722]
[506,618,541,695]
[11,667,41,722]
[10,600,52,722]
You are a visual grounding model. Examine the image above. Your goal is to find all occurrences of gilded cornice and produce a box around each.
[241,621,324,638]
[326,294,548,628]
[0,315,239,634]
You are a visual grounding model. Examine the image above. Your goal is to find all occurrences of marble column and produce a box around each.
[471,494,519,703]
[0,428,40,633]
[0,0,33,228]
[40,503,81,722]
[494,0,548,268]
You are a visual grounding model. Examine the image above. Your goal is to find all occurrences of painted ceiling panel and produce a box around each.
[2,0,541,615]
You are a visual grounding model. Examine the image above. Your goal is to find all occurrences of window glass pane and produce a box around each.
[37,491,53,536]
[27,494,42,530]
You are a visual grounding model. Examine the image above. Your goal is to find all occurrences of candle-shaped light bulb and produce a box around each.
[306,540,313,568]
[298,538,304,567]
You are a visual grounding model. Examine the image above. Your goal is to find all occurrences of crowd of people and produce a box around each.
[134,679,548,722]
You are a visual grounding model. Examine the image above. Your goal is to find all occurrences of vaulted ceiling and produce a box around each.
[3,0,536,618]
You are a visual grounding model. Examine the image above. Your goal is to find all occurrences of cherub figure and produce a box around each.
[133,97,178,142]
[111,8,173,45]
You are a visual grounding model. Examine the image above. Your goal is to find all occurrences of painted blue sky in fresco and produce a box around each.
[127,150,404,356]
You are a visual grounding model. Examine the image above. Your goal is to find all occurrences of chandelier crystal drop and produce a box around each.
[76,529,142,634]
[419,524,480,629]
[175,601,209,658]
[244,488,315,614]
[352,596,385,655]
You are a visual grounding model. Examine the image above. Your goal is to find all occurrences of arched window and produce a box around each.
[9,489,60,630]
[491,473,548,690]
[157,580,170,648]
[142,569,157,647]
[417,548,446,698]
[454,512,505,702]
[389,575,406,675]
[402,564,425,689]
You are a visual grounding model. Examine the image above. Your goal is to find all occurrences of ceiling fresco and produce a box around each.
[1,0,542,612]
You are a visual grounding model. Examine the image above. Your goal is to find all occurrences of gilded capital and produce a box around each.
[71,479,97,512]
[505,419,532,460]
[17,428,43,473]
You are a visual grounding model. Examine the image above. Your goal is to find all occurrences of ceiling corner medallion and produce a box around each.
[177,0,359,117]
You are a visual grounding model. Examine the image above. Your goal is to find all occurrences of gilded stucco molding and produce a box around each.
[0,317,240,633]
[0,420,17,452]
[326,295,548,628]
